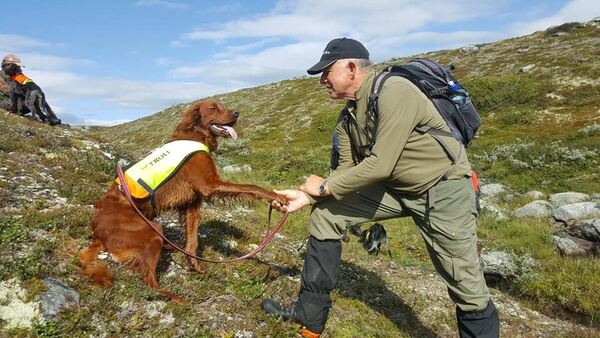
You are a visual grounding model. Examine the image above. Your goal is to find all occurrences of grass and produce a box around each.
[2,20,600,336]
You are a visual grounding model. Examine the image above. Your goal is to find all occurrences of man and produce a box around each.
[0,76,11,111]
[1,54,62,125]
[261,38,499,338]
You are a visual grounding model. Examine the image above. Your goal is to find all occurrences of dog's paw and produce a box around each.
[273,193,289,205]
[187,259,208,274]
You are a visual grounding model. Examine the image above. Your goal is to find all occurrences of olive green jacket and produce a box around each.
[327,71,471,198]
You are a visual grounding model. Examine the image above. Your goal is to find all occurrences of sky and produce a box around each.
[0,0,598,125]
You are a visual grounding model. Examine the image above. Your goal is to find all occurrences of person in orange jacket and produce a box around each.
[1,54,62,125]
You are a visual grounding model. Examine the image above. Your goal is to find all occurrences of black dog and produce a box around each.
[1,60,62,126]
[347,223,392,257]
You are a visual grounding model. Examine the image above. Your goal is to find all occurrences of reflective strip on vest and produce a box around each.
[115,140,209,199]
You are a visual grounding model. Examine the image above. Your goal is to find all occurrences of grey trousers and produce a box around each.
[308,177,489,312]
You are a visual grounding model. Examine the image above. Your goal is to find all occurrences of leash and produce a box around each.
[116,166,288,263]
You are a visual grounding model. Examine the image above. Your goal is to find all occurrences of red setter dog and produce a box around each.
[78,99,286,302]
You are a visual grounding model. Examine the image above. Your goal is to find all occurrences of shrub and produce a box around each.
[463,76,543,113]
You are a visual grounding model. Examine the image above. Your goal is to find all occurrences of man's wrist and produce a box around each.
[318,180,328,196]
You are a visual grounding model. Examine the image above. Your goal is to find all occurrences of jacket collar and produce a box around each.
[354,70,376,104]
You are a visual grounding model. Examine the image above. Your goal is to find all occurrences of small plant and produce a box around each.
[225,276,266,300]
[31,320,62,338]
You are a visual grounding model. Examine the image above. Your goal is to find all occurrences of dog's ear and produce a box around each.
[175,103,202,133]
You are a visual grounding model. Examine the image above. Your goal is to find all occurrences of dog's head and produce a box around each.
[173,99,239,147]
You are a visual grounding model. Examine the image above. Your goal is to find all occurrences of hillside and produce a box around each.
[1,19,599,337]
[95,20,600,194]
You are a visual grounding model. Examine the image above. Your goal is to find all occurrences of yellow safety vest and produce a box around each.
[115,140,209,199]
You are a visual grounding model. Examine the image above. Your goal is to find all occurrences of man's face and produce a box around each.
[319,60,353,100]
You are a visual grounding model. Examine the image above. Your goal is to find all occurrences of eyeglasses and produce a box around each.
[321,61,339,78]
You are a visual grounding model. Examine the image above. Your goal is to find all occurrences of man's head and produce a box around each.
[307,38,372,100]
[2,54,24,68]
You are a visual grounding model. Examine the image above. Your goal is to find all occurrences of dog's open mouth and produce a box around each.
[210,123,238,140]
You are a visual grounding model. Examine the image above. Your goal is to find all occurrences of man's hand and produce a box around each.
[271,189,311,213]
[299,175,328,197]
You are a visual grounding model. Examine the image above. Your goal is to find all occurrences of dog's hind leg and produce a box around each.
[139,238,185,304]
[183,201,207,273]
[78,238,113,288]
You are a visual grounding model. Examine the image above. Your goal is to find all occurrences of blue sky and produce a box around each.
[1,0,598,125]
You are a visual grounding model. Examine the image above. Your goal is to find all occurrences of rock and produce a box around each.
[579,219,600,242]
[222,164,252,174]
[513,200,551,219]
[480,250,518,278]
[224,239,238,249]
[579,123,600,136]
[480,183,506,198]
[587,16,600,27]
[524,191,545,199]
[39,278,80,320]
[479,250,536,279]
[117,158,131,167]
[459,45,479,53]
[546,22,583,35]
[0,278,41,329]
[549,192,589,207]
[553,235,597,256]
[520,64,536,73]
[480,200,508,221]
[553,202,600,223]
[503,193,519,202]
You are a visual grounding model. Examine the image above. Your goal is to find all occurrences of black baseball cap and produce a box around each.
[307,38,369,75]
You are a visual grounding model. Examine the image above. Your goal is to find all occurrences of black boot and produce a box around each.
[261,298,295,320]
[456,299,500,338]
[261,236,341,335]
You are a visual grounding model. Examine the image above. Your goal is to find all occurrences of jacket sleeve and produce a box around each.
[326,80,424,198]
[305,110,355,206]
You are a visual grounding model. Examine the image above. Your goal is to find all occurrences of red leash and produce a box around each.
[116,166,288,263]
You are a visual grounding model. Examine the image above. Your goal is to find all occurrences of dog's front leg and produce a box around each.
[184,201,207,273]
[212,182,284,203]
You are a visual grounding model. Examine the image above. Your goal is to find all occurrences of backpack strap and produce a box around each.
[341,106,365,164]
[414,125,459,164]
[368,69,461,164]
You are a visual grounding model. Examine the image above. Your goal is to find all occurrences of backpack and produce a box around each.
[368,58,481,150]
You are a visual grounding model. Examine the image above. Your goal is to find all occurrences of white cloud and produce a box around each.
[10,52,94,71]
[32,70,222,110]
[179,0,496,42]
[510,0,600,35]
[154,57,174,66]
[169,41,321,84]
[136,0,188,9]
[167,0,506,87]
[0,34,52,52]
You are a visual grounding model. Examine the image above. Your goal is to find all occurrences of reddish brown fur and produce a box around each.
[78,99,286,303]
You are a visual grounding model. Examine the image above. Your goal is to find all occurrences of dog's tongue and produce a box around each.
[223,125,238,140]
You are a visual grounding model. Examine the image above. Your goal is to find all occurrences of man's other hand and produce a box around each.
[271,189,311,213]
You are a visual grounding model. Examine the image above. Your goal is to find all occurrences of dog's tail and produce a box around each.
[78,238,113,288]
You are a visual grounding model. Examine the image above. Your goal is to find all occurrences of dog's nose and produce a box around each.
[232,111,239,118]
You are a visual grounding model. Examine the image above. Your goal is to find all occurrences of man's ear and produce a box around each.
[348,61,357,80]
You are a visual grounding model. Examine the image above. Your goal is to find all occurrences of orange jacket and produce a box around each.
[11,74,33,85]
